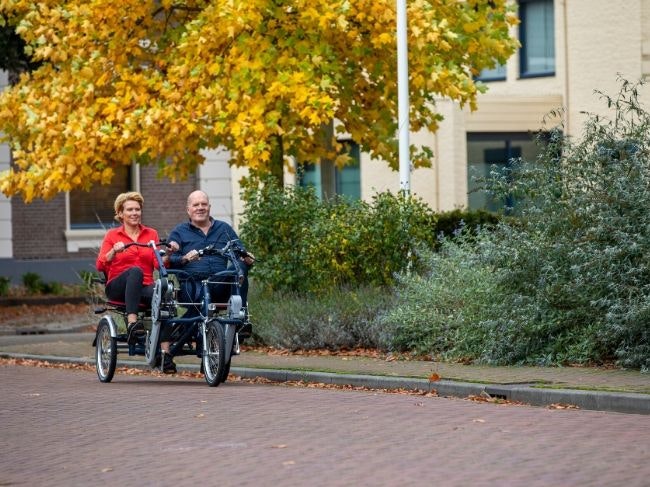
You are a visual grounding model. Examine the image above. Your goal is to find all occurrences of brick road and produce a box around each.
[1,365,649,487]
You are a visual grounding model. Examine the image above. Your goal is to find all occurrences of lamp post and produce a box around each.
[396,0,410,194]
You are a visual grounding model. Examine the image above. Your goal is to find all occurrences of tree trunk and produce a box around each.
[269,135,284,187]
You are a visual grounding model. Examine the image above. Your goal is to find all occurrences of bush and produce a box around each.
[248,282,392,350]
[22,272,45,294]
[240,175,437,293]
[0,276,10,297]
[379,237,510,361]
[433,208,501,244]
[382,78,650,370]
[21,272,64,295]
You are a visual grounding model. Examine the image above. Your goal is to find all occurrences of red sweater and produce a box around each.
[96,225,160,286]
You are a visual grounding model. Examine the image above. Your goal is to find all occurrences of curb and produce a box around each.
[2,352,649,415]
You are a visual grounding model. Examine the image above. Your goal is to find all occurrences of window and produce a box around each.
[477,63,507,82]
[467,133,545,212]
[64,164,138,252]
[298,140,361,200]
[519,0,555,77]
[69,164,133,229]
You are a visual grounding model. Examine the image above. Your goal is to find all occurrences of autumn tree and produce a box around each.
[0,0,518,201]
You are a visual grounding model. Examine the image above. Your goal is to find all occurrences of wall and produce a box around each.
[139,165,197,239]
[0,70,11,258]
[199,148,233,225]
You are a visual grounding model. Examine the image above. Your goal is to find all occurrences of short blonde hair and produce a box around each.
[113,191,144,222]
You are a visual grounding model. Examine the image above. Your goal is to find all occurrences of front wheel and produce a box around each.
[219,359,231,384]
[95,320,117,383]
[203,319,226,387]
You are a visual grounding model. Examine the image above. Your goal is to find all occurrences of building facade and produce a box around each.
[2,0,650,283]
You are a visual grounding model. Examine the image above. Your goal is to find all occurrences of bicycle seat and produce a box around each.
[94,300,150,315]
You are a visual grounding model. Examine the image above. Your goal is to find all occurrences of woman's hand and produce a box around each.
[106,241,125,262]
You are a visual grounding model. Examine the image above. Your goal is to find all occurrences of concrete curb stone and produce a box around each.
[2,351,648,415]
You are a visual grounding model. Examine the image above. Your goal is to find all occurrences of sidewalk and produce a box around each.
[1,325,649,415]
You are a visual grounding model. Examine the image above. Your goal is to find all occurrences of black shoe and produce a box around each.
[126,321,145,345]
[239,321,252,339]
[162,353,177,374]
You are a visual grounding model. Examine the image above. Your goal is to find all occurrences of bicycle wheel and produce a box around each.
[202,319,226,387]
[219,359,231,384]
[95,320,117,383]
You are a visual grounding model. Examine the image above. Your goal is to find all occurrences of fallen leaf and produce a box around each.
[548,403,580,410]
[428,373,441,382]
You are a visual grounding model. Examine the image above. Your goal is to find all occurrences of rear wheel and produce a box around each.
[203,320,226,387]
[95,320,117,383]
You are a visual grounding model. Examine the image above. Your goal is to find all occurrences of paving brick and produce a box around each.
[1,365,649,486]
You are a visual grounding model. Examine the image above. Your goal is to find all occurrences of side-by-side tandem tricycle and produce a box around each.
[93,239,252,387]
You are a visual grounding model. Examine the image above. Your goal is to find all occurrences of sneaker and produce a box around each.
[162,353,177,374]
[126,321,145,345]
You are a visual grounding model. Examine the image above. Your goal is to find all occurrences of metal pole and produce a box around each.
[396,0,410,194]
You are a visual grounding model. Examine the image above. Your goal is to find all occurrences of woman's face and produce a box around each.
[119,199,142,226]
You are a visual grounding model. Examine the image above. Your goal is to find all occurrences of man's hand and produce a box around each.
[182,249,201,264]
[242,252,255,266]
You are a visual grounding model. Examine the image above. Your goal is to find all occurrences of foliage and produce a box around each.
[432,207,500,243]
[0,276,10,296]
[239,175,436,293]
[0,0,518,201]
[248,282,391,350]
[379,240,500,360]
[21,272,63,295]
[383,79,650,370]
[0,13,39,73]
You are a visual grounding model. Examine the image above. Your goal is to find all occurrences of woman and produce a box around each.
[96,192,176,373]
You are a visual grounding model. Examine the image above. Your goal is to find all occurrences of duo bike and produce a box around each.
[93,239,251,387]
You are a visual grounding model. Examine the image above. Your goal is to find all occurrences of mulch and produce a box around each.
[0,302,91,327]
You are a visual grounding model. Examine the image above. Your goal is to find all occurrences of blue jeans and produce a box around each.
[179,276,249,319]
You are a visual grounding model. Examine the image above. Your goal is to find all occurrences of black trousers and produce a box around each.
[105,267,154,316]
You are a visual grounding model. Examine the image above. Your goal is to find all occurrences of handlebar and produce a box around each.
[197,239,250,259]
[121,240,172,256]
[122,240,171,250]
[195,239,250,284]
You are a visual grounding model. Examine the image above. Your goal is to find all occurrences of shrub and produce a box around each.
[248,282,392,350]
[22,272,45,294]
[240,175,437,293]
[433,208,500,244]
[21,272,66,295]
[382,78,650,369]
[0,277,10,297]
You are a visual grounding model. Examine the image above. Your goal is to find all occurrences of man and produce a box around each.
[167,190,254,330]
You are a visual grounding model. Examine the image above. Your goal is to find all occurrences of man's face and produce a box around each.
[187,194,210,225]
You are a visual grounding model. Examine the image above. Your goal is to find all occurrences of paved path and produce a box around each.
[1,364,649,487]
